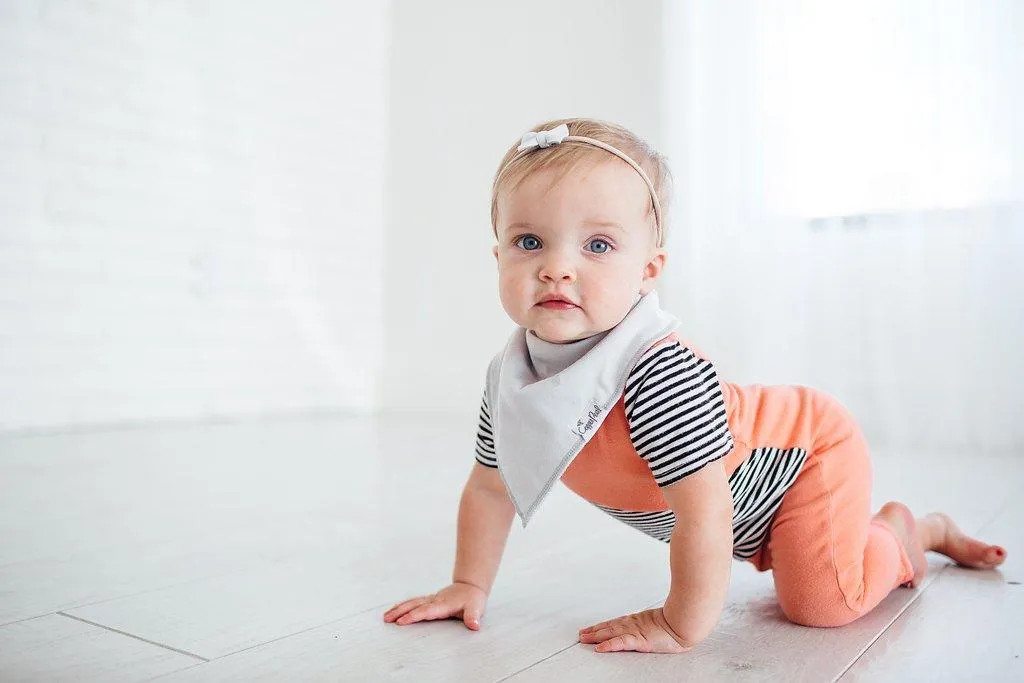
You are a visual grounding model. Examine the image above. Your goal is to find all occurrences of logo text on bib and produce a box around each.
[573,402,603,438]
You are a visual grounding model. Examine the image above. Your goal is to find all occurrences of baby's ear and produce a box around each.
[492,245,499,261]
[639,250,666,294]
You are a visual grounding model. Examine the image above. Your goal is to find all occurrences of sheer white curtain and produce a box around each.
[662,0,1023,452]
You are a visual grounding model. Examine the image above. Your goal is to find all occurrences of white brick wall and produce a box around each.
[0,1,389,432]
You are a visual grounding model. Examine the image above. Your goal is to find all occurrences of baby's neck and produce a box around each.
[525,329,609,379]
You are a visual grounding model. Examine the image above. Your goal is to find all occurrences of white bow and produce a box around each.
[517,123,570,152]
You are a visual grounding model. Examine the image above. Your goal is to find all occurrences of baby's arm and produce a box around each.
[384,463,515,630]
[660,459,734,646]
[453,462,517,593]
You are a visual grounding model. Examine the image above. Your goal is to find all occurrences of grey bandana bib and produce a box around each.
[486,291,680,526]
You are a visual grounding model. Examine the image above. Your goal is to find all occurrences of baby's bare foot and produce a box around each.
[874,501,929,588]
[919,512,1007,571]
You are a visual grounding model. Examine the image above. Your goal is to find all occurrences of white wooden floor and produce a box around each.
[1,415,1021,682]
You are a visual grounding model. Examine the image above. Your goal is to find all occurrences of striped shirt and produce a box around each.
[475,340,805,559]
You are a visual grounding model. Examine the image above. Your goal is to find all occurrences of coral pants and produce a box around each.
[742,390,915,627]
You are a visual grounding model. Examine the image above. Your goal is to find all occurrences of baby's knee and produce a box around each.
[776,588,861,628]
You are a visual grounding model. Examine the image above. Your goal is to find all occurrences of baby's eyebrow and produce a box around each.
[583,220,627,233]
[505,222,536,232]
[502,220,626,235]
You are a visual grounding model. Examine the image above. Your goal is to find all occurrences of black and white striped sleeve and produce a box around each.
[624,341,734,487]
[474,389,497,468]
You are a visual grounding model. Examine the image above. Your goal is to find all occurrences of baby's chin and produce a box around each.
[528,321,603,344]
[532,331,581,344]
[526,306,633,343]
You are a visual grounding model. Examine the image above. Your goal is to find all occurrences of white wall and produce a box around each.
[382,0,665,414]
[0,1,389,432]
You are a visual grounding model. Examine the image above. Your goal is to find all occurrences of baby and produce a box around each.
[383,118,1008,653]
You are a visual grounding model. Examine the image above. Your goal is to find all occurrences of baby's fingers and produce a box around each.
[595,633,645,653]
[579,623,626,643]
[396,600,457,625]
[579,618,616,634]
[383,596,431,623]
[463,605,483,631]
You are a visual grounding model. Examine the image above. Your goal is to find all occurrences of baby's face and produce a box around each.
[493,159,665,343]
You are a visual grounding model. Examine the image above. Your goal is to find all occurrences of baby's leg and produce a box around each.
[764,420,908,627]
[765,412,1006,628]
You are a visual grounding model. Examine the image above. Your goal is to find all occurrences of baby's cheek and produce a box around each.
[589,279,632,327]
[498,273,529,318]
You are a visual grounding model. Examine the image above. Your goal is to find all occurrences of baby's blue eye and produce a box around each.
[587,239,611,254]
[517,235,542,250]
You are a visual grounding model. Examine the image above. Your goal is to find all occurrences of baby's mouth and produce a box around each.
[537,300,578,310]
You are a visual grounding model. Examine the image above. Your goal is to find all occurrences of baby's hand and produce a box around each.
[383,581,488,631]
[578,607,693,654]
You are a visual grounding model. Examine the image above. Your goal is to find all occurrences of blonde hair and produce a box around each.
[490,117,673,244]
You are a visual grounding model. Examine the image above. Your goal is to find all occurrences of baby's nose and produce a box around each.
[539,254,577,281]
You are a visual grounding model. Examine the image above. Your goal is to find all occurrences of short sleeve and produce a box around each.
[474,388,498,468]
[624,341,734,487]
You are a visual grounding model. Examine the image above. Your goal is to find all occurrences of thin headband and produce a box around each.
[499,123,663,246]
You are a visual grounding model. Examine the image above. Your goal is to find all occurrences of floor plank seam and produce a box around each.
[831,563,949,682]
[484,592,678,680]
[55,611,210,662]
[0,612,57,628]
[0,577,230,630]
[140,661,210,683]
[976,493,1015,537]
[0,566,253,630]
[207,601,394,661]
[8,537,348,628]
[493,641,581,683]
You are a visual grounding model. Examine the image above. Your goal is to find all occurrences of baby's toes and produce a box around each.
[981,545,1007,568]
[950,535,1006,569]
